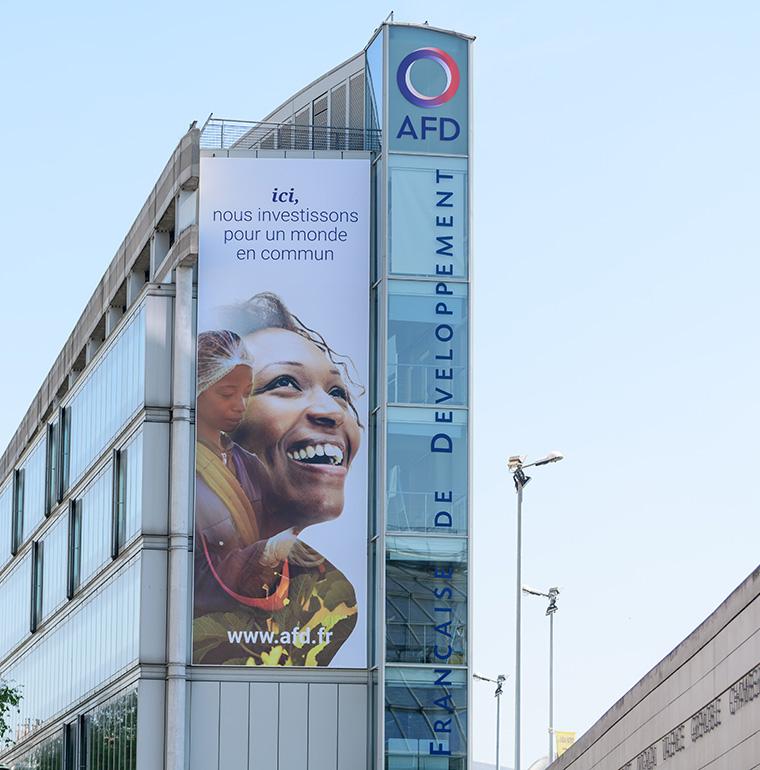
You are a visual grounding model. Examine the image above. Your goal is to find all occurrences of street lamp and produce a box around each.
[473,672,507,770]
[523,585,560,762]
[509,451,564,770]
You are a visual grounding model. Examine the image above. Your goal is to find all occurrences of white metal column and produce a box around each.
[165,264,194,770]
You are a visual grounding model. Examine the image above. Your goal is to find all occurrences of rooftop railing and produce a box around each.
[200,117,381,152]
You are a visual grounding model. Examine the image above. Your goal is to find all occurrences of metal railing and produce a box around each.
[200,117,381,152]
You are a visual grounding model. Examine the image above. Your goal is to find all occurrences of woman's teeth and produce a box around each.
[287,443,344,466]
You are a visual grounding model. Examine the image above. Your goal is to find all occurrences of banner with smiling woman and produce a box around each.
[193,157,370,668]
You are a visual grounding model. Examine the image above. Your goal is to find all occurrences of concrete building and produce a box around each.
[549,566,760,770]
[0,19,473,770]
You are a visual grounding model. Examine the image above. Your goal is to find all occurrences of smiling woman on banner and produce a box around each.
[193,293,363,667]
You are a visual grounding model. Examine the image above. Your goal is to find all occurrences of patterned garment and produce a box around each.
[193,543,358,666]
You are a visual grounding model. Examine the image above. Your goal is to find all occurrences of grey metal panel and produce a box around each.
[190,681,220,770]
[337,684,368,770]
[308,683,339,770]
[249,682,279,770]
[136,679,165,770]
[140,421,170,535]
[219,681,250,770]
[138,548,167,664]
[144,295,173,408]
[279,682,309,770]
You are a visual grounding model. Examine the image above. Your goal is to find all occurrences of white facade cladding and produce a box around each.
[548,567,760,770]
[0,20,473,770]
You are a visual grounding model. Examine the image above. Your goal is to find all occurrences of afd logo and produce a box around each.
[396,47,462,142]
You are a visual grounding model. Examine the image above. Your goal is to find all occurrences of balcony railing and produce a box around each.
[200,117,381,152]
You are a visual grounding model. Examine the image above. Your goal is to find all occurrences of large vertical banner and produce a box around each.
[193,157,369,668]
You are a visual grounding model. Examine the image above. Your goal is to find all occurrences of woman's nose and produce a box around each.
[306,389,344,426]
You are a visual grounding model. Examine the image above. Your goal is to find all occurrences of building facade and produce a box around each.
[0,20,473,770]
[549,566,760,770]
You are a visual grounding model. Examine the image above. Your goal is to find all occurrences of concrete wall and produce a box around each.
[551,566,760,770]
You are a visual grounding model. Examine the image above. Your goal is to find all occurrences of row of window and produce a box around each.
[0,410,71,568]
[3,560,140,744]
[30,435,141,635]
[0,430,142,665]
[8,687,137,770]
[0,307,145,574]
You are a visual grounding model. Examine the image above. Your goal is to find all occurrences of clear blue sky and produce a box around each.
[1,1,758,766]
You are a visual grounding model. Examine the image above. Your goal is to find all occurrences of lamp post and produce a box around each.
[523,585,560,762]
[473,672,507,770]
[508,451,564,770]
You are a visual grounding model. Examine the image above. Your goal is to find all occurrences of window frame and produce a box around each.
[111,448,128,559]
[30,539,43,632]
[45,419,59,516]
[58,405,71,501]
[11,467,25,555]
[67,498,82,599]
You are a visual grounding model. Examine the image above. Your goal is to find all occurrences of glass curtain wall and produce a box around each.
[20,436,47,543]
[0,480,12,569]
[0,552,32,659]
[82,688,138,770]
[8,732,63,770]
[40,514,68,621]
[379,25,471,770]
[2,557,140,742]
[68,307,145,486]
[6,688,138,770]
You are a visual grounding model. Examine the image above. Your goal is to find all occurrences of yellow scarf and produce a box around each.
[196,441,260,545]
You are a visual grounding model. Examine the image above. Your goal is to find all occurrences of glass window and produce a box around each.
[83,688,137,770]
[68,307,145,485]
[122,430,142,547]
[388,280,467,406]
[386,407,467,534]
[9,731,63,770]
[31,540,44,632]
[65,720,79,770]
[46,419,59,514]
[41,513,68,620]
[2,558,140,742]
[389,155,468,278]
[385,667,467,769]
[12,467,24,555]
[60,405,71,495]
[111,448,127,558]
[386,536,466,665]
[0,551,32,659]
[21,434,47,542]
[0,479,12,569]
[75,463,113,589]
[67,500,82,599]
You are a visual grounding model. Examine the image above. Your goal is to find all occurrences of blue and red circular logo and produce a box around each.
[397,47,460,108]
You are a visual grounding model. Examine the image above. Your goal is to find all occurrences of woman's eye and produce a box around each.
[329,385,349,401]
[262,374,300,392]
